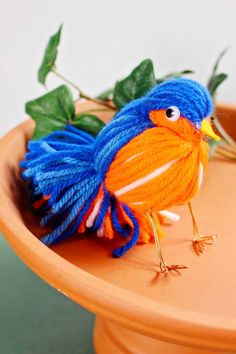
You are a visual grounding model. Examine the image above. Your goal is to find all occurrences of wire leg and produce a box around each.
[146,211,187,273]
[188,202,219,255]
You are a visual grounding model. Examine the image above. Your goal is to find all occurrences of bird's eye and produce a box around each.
[165,106,180,122]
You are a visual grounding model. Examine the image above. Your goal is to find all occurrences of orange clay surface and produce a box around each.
[0,101,236,353]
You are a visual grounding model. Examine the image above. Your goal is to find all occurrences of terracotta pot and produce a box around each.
[0,101,236,354]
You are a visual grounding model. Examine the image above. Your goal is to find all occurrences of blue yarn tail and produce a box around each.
[21,125,140,256]
[112,204,140,257]
[21,125,102,245]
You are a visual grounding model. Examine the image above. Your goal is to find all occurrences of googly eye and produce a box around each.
[165,106,180,122]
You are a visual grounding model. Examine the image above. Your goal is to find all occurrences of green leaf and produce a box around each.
[212,48,228,76]
[208,73,228,97]
[73,114,105,136]
[207,48,228,96]
[96,88,114,101]
[38,24,63,85]
[157,69,194,83]
[113,59,156,109]
[26,85,75,139]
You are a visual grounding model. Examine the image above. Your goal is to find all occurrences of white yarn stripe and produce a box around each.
[124,151,146,164]
[96,206,111,237]
[131,201,144,205]
[159,210,180,222]
[198,162,203,189]
[86,199,102,228]
[115,158,179,197]
[97,225,104,238]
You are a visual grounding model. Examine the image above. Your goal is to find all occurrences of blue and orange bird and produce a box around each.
[21,78,220,272]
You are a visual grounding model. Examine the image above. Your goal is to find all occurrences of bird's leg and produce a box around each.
[146,211,187,273]
[187,202,219,255]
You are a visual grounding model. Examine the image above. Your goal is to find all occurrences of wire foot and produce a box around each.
[193,234,219,255]
[146,211,187,274]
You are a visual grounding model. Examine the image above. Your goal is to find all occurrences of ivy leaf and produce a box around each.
[73,113,105,136]
[113,59,156,109]
[211,48,228,76]
[26,85,75,140]
[38,24,63,85]
[157,69,194,83]
[96,88,114,101]
[207,48,228,97]
[208,73,228,97]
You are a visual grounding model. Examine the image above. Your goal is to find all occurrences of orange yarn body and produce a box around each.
[102,113,209,242]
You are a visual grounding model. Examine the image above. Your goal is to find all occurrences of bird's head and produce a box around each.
[145,78,220,142]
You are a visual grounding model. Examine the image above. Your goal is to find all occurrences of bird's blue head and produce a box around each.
[141,78,220,141]
[146,78,212,126]
[95,78,220,177]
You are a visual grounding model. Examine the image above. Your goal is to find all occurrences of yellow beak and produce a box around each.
[200,118,221,142]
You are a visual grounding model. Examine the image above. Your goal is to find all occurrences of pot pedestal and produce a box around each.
[93,317,227,354]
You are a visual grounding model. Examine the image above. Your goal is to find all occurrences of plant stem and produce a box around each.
[216,146,236,160]
[52,69,116,111]
[81,108,115,113]
[52,69,82,92]
[213,114,236,148]
[80,92,116,110]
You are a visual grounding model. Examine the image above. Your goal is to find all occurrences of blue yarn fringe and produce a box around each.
[21,124,140,257]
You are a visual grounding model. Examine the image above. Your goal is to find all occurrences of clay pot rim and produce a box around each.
[1,102,236,352]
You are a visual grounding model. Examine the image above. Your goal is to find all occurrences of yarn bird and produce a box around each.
[21,78,220,272]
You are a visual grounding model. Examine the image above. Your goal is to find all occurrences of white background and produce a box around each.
[0,0,236,135]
